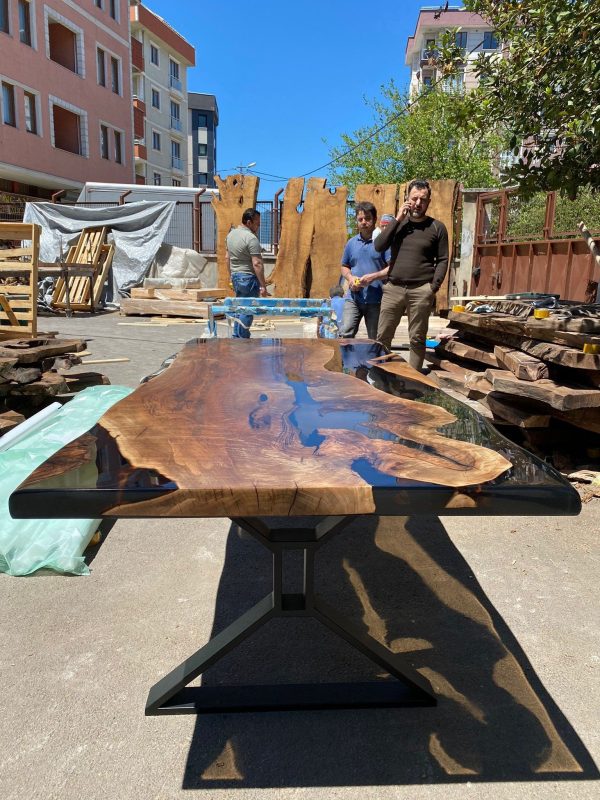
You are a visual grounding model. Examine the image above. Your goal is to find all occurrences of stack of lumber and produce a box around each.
[0,335,109,423]
[0,222,40,337]
[427,301,600,471]
[120,286,228,319]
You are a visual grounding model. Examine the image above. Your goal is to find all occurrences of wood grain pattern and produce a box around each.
[212,175,259,292]
[12,339,544,520]
[355,184,400,218]
[308,183,348,299]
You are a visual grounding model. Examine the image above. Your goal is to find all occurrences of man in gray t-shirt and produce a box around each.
[225,208,268,338]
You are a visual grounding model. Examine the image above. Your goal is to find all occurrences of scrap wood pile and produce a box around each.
[426,298,600,493]
[120,285,227,321]
[0,335,109,434]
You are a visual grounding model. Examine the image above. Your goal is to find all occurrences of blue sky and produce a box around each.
[145,0,430,187]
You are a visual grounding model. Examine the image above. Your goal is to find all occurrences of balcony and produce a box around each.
[134,142,147,161]
[421,48,438,63]
[169,74,182,92]
[171,155,183,171]
[170,115,182,132]
[133,99,146,139]
[131,37,144,72]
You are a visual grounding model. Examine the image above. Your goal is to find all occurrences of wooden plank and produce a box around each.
[355,184,400,220]
[0,294,20,327]
[485,393,551,428]
[120,298,211,318]
[0,338,87,364]
[0,247,32,258]
[132,286,228,301]
[437,338,499,368]
[494,345,550,381]
[0,409,26,434]
[212,175,259,292]
[519,339,600,371]
[309,181,349,299]
[447,309,600,338]
[484,368,600,410]
[8,372,69,396]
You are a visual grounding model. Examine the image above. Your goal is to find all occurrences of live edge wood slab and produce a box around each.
[10,339,580,520]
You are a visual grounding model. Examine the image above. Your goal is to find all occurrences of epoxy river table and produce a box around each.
[10,338,580,715]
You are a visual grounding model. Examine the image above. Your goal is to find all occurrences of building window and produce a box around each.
[48,19,81,74]
[100,124,109,159]
[2,82,16,126]
[483,31,499,50]
[150,43,159,66]
[172,179,181,187]
[454,31,467,50]
[153,172,161,185]
[169,58,181,91]
[18,1,32,46]
[24,91,37,133]
[152,130,161,151]
[170,100,181,131]
[171,140,182,170]
[110,56,120,94]
[198,143,207,156]
[97,48,106,86]
[1,0,10,34]
[95,0,103,8]
[114,129,122,163]
[151,88,160,109]
[196,113,207,128]
[52,104,84,155]
[197,173,208,185]
[109,0,117,20]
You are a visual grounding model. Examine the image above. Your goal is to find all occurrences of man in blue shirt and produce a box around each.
[339,202,391,340]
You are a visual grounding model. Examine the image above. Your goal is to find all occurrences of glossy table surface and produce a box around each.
[10,338,581,519]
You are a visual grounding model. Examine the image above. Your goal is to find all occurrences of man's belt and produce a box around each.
[387,278,430,288]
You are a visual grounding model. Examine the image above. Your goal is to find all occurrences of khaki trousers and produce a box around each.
[376,282,435,370]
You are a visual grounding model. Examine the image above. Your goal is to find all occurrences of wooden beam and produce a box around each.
[494,345,549,381]
[484,368,600,410]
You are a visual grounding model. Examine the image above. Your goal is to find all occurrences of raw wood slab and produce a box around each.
[484,369,600,411]
[0,338,87,364]
[120,298,211,318]
[437,338,499,368]
[447,310,600,338]
[485,393,551,428]
[493,346,549,381]
[131,287,227,301]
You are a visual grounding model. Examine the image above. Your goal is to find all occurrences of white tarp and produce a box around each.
[23,201,175,299]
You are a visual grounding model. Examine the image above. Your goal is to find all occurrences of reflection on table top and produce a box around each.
[9,338,581,520]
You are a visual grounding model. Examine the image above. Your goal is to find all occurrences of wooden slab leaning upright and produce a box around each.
[212,174,259,293]
[354,183,400,219]
[269,177,317,297]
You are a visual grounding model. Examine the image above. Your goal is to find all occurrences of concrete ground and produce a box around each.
[1,310,598,800]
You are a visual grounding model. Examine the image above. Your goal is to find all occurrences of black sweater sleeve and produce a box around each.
[431,222,449,291]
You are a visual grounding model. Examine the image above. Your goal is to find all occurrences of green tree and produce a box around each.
[329,82,505,193]
[437,0,600,197]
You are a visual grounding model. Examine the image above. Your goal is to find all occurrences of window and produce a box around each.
[152,130,161,151]
[18,0,32,46]
[150,43,158,66]
[95,0,103,8]
[171,139,182,170]
[1,0,9,34]
[153,172,161,185]
[100,124,109,159]
[52,104,83,155]
[24,91,37,133]
[196,113,207,128]
[197,173,208,185]
[198,143,207,156]
[169,59,181,91]
[114,129,122,163]
[483,31,499,49]
[170,100,181,130]
[2,82,16,126]
[97,48,106,86]
[48,20,80,74]
[454,31,467,49]
[172,179,181,187]
[110,56,119,94]
[423,76,433,89]
[109,0,117,20]
[151,88,160,109]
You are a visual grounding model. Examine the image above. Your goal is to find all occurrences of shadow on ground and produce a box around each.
[176,515,598,789]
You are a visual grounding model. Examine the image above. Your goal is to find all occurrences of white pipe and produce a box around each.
[0,402,62,453]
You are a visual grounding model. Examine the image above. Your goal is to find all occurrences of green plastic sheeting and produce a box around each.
[0,385,133,576]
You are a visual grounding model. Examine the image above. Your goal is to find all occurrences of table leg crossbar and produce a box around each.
[145,516,435,715]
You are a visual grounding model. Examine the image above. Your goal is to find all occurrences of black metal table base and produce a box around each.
[145,515,436,715]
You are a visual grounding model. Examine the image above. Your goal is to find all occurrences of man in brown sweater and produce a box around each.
[374,179,448,369]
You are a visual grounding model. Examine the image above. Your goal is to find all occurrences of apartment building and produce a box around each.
[187,92,217,188]
[0,0,133,198]
[129,0,195,186]
[405,6,500,96]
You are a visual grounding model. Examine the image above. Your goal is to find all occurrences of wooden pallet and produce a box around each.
[52,227,113,312]
[0,222,40,338]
